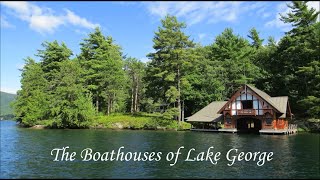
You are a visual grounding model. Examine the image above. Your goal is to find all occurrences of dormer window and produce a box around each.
[241,100,253,109]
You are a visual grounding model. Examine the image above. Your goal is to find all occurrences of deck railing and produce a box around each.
[237,109,256,115]
[287,124,297,130]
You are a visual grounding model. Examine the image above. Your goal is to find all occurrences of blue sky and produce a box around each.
[1,1,319,94]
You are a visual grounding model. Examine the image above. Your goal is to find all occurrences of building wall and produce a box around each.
[223,116,288,130]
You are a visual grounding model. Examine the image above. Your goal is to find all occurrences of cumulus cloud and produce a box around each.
[65,9,99,29]
[1,1,100,34]
[144,1,269,26]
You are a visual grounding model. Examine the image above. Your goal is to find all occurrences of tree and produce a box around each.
[37,40,73,82]
[208,28,263,97]
[248,28,264,49]
[183,45,225,116]
[251,36,278,93]
[124,57,146,113]
[146,15,195,122]
[274,1,319,115]
[79,27,126,115]
[50,60,95,128]
[12,58,49,126]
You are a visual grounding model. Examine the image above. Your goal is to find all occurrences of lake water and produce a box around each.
[1,120,319,179]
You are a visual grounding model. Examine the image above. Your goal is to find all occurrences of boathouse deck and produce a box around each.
[190,124,298,135]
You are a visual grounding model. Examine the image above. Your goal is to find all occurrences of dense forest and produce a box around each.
[12,2,319,130]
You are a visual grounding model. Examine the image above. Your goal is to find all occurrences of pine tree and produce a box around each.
[146,15,195,122]
[208,28,262,97]
[12,58,49,126]
[79,27,126,115]
[275,1,319,116]
[125,57,145,114]
[50,60,95,128]
[248,28,264,49]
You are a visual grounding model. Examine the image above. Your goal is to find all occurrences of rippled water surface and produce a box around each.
[1,120,319,178]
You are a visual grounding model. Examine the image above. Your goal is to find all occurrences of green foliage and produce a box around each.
[146,15,195,121]
[268,1,320,118]
[124,57,146,113]
[37,40,73,81]
[13,42,95,128]
[79,27,126,114]
[207,28,263,97]
[92,113,190,130]
[12,58,49,126]
[162,107,179,120]
[248,28,264,49]
[49,60,95,128]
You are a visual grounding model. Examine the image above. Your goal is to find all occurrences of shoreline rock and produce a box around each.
[30,125,46,129]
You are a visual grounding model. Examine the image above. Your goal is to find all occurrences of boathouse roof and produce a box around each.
[185,101,227,122]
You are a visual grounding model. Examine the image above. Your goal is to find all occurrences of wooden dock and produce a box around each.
[190,124,298,135]
[259,124,298,135]
[190,128,220,132]
[218,128,238,133]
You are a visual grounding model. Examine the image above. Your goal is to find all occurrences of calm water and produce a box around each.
[1,120,319,179]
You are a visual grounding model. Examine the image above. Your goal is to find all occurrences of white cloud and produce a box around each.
[1,1,100,34]
[65,9,99,29]
[1,15,15,28]
[265,2,292,32]
[144,1,269,26]
[29,15,65,34]
[307,1,320,22]
[307,1,319,12]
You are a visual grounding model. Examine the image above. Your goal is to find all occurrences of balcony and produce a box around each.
[237,109,256,115]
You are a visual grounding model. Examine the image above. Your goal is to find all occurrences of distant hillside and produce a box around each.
[1,91,16,116]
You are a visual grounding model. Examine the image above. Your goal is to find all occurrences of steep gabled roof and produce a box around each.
[218,84,283,114]
[186,101,227,122]
[245,84,282,113]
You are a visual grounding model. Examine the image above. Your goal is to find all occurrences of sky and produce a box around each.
[1,1,319,94]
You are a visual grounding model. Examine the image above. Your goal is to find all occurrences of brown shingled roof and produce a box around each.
[270,96,288,118]
[186,101,227,122]
[246,84,283,113]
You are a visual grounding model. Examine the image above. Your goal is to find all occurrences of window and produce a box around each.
[226,114,232,124]
[265,113,273,125]
[241,100,253,109]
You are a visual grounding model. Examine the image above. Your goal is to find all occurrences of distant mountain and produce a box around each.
[1,91,16,116]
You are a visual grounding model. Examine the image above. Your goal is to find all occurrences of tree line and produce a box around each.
[12,1,319,128]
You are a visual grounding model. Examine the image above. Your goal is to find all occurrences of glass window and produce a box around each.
[241,100,253,109]
[226,114,232,124]
[265,113,273,125]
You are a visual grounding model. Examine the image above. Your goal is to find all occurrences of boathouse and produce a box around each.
[186,84,296,134]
